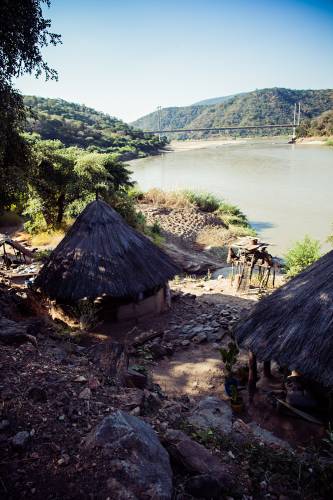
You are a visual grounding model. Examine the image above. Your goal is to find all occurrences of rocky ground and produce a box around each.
[1,278,333,500]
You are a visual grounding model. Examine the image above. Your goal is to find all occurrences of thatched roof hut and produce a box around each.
[235,250,333,387]
[34,200,179,319]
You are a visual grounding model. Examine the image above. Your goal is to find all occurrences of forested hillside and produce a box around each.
[23,96,167,159]
[298,109,333,137]
[132,88,333,137]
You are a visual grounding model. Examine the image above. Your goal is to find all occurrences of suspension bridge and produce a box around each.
[144,103,301,140]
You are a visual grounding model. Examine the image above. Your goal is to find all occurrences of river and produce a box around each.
[129,139,333,256]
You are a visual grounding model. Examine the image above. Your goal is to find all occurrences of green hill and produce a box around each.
[131,88,333,138]
[23,95,167,160]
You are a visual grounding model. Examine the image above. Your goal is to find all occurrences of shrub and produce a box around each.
[185,191,220,212]
[284,235,321,277]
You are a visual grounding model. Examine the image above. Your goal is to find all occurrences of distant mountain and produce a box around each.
[193,92,246,106]
[131,88,333,137]
[23,95,166,160]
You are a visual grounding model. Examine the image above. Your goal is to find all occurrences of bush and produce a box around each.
[185,191,220,212]
[284,236,321,277]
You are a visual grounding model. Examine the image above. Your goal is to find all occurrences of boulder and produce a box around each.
[85,411,172,499]
[188,396,233,434]
[164,429,235,490]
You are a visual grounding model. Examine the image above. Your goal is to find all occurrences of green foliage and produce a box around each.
[0,1,61,212]
[184,190,253,231]
[284,235,321,277]
[219,342,239,374]
[23,136,134,231]
[298,109,333,138]
[33,248,52,261]
[185,191,220,212]
[23,95,168,159]
[0,1,61,83]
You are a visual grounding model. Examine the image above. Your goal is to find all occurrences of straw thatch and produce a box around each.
[34,200,179,303]
[235,250,333,387]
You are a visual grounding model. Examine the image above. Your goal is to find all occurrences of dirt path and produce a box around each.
[151,277,254,397]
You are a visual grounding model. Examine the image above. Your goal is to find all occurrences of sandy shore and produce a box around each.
[296,136,329,145]
[169,138,247,152]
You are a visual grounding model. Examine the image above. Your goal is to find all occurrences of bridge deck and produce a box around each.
[144,124,295,134]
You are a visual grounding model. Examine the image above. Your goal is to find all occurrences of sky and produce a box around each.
[15,0,333,123]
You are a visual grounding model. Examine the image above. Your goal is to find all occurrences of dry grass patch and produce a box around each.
[143,188,192,208]
[31,229,66,248]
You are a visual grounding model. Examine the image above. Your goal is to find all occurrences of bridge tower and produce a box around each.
[157,106,162,141]
[292,102,301,140]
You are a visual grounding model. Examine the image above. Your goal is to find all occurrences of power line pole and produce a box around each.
[157,106,162,141]
[297,102,301,126]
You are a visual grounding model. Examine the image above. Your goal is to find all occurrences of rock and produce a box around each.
[124,368,148,389]
[189,325,205,337]
[12,431,30,449]
[114,389,144,412]
[188,396,233,434]
[74,375,87,383]
[181,340,190,347]
[85,411,173,499]
[164,429,235,489]
[79,387,92,400]
[27,386,47,403]
[185,474,225,499]
[144,390,162,414]
[0,317,37,347]
[192,332,207,343]
[248,422,292,451]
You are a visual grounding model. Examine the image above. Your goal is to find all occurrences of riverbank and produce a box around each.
[137,189,255,273]
[296,136,333,145]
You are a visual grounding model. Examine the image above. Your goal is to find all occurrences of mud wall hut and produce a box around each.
[33,200,179,322]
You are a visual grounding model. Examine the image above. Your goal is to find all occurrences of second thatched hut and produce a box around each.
[235,249,333,395]
[33,199,179,323]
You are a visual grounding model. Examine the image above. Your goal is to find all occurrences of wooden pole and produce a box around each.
[248,350,257,403]
[263,360,272,378]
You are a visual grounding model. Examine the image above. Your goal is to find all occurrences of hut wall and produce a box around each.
[117,286,169,321]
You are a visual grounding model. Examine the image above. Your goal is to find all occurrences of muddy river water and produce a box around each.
[130,139,333,256]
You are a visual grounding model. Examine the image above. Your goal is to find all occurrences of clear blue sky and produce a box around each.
[15,0,333,122]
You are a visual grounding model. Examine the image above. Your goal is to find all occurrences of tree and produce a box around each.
[284,235,321,278]
[74,152,133,200]
[0,0,61,211]
[24,139,134,230]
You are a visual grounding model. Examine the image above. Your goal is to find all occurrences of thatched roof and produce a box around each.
[34,200,179,303]
[235,250,333,387]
